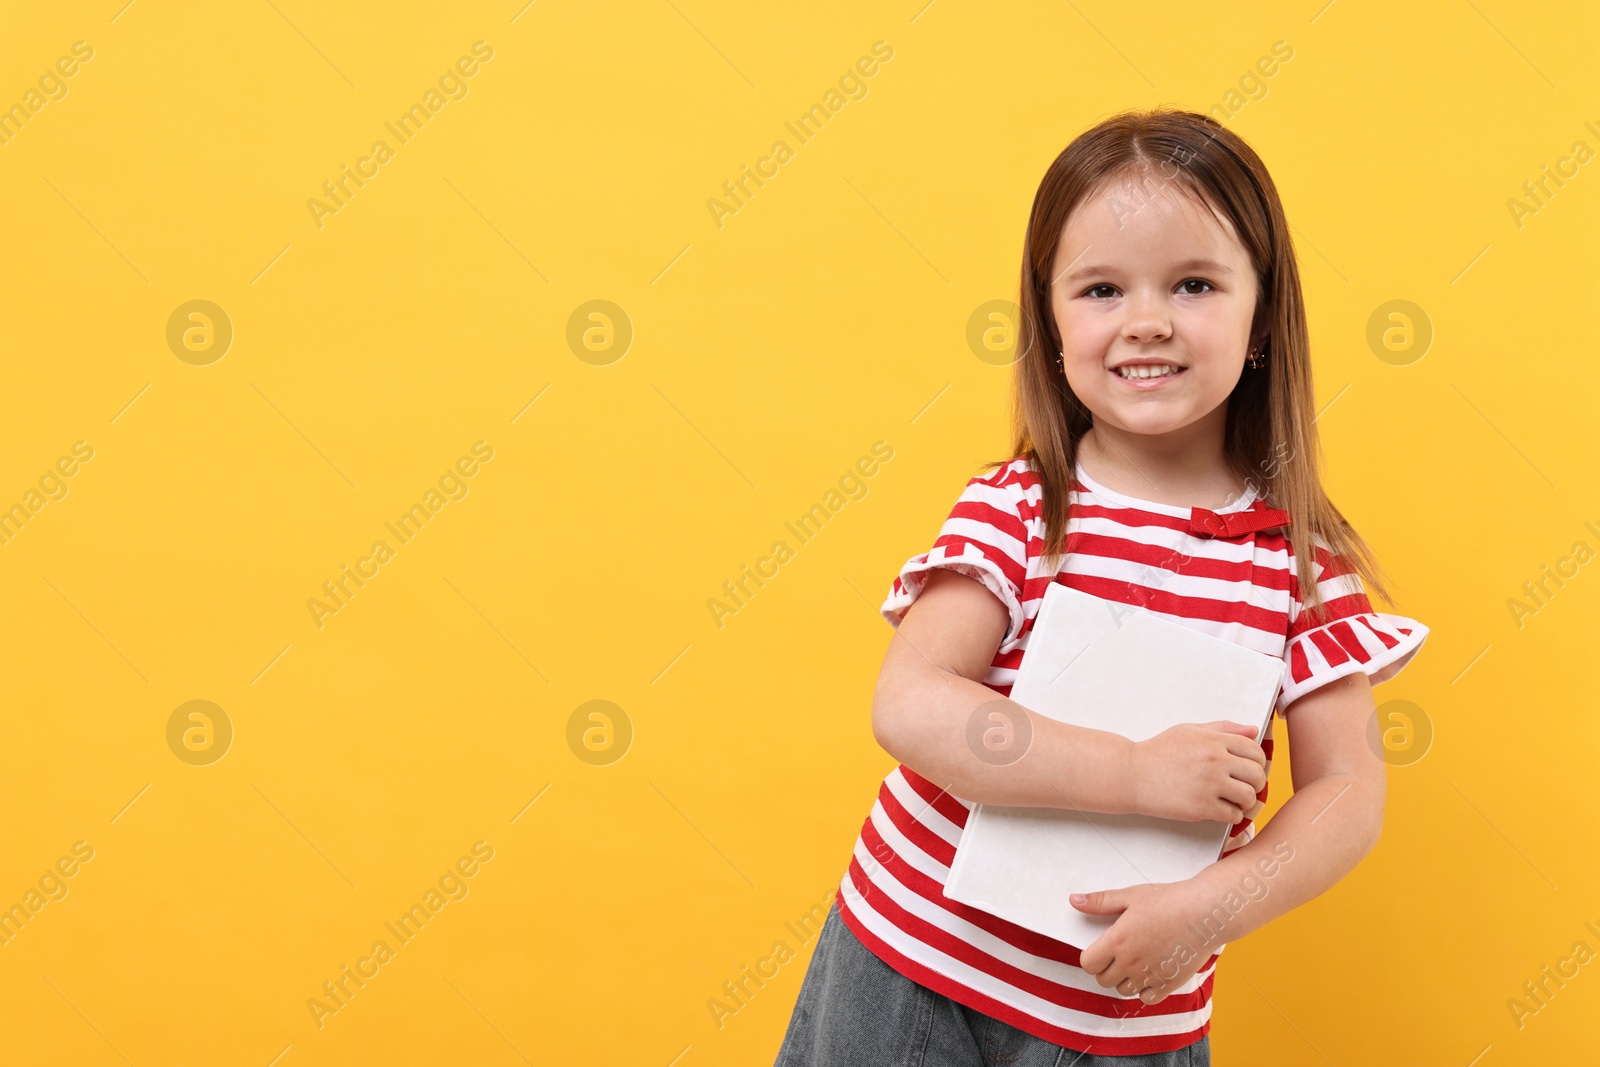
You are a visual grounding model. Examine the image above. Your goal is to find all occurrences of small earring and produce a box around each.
[1246,344,1267,370]
[1056,350,1065,368]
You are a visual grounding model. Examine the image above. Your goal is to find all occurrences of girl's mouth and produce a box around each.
[1110,364,1187,389]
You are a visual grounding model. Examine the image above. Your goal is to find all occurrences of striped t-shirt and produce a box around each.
[836,456,1428,1056]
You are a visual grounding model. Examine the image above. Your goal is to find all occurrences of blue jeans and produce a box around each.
[774,901,1209,1067]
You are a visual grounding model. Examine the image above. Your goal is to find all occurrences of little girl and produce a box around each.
[772,107,1429,1066]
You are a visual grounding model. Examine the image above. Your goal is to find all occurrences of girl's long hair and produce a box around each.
[991,106,1393,621]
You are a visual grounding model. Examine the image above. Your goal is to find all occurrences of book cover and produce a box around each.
[942,582,1286,949]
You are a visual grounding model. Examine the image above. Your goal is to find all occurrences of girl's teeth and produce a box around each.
[1117,365,1181,379]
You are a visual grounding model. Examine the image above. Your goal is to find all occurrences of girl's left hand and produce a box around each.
[1070,880,1218,1005]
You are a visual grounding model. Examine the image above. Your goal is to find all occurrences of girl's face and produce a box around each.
[1048,176,1262,446]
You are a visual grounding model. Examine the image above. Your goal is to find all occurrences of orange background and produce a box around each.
[0,1,1596,1064]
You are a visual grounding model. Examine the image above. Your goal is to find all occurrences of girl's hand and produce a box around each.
[1129,721,1266,822]
[1069,881,1219,1005]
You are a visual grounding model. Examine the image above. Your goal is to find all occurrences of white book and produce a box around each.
[942,582,1286,949]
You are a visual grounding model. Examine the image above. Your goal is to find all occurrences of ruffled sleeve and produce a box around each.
[1278,540,1429,712]
[879,465,1031,650]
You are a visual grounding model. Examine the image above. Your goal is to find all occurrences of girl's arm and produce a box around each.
[872,568,1136,813]
[1177,670,1385,938]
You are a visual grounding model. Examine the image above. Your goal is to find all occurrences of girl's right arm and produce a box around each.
[872,568,1267,821]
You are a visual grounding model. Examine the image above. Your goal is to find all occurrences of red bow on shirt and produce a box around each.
[1188,504,1292,538]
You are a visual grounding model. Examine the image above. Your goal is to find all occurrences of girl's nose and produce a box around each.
[1121,297,1172,345]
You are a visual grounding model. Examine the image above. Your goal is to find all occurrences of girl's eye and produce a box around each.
[1082,279,1215,299]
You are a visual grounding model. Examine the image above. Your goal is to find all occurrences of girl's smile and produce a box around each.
[1110,360,1188,389]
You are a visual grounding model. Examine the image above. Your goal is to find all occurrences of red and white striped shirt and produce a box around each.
[837,456,1427,1055]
